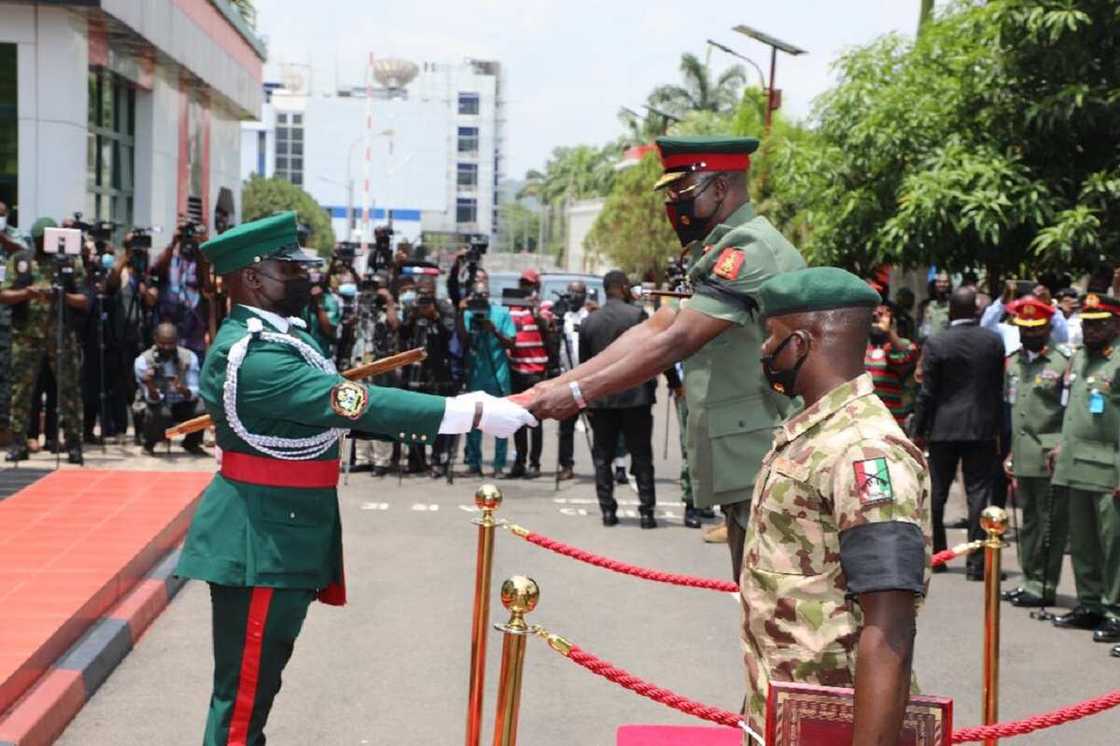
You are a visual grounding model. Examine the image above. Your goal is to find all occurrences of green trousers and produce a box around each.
[1017,476,1068,602]
[1060,486,1120,621]
[675,394,693,504]
[203,584,315,746]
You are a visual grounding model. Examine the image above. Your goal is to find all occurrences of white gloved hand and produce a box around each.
[476,393,538,438]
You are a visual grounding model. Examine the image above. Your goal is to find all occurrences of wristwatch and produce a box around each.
[569,381,588,410]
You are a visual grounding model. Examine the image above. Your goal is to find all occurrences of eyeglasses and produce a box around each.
[665,175,717,203]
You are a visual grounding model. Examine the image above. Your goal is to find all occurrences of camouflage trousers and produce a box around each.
[0,306,11,430]
[10,334,83,447]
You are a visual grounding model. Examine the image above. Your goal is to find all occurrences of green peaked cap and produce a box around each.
[201,211,322,275]
[654,135,760,189]
[758,267,882,319]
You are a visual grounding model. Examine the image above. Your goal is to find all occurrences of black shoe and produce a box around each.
[142,443,157,456]
[602,511,619,527]
[556,466,575,481]
[371,466,389,477]
[1092,618,1120,643]
[640,514,658,529]
[5,446,29,462]
[430,465,447,480]
[183,443,209,457]
[498,466,527,480]
[1011,591,1051,608]
[44,440,60,454]
[684,509,702,529]
[67,448,83,465]
[1111,644,1120,658]
[83,432,100,445]
[947,517,969,529]
[1052,606,1106,630]
[525,465,541,479]
[1002,587,1028,602]
[614,466,628,485]
[932,564,949,574]
[464,465,483,477]
[697,507,716,519]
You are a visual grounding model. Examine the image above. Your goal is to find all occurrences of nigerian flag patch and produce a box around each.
[853,457,894,504]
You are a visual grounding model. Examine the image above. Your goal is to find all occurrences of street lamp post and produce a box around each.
[731,25,807,131]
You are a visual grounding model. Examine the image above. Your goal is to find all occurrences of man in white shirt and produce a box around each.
[556,281,592,480]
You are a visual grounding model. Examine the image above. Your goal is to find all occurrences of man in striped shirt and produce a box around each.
[865,304,918,426]
[501,269,550,479]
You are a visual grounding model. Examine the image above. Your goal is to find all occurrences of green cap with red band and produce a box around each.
[653,135,760,190]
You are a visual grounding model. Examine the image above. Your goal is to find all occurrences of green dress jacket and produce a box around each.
[1052,344,1120,491]
[176,305,446,600]
[1006,343,1071,478]
[681,202,805,510]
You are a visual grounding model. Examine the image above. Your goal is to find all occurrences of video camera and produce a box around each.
[365,225,394,273]
[125,227,158,276]
[72,213,115,252]
[177,220,204,258]
[41,226,81,292]
[466,292,491,329]
[334,241,360,262]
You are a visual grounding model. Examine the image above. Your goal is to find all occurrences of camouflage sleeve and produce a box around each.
[829,436,931,597]
[684,235,770,326]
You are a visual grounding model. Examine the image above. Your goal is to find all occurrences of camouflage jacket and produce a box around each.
[2,250,86,341]
[739,373,932,733]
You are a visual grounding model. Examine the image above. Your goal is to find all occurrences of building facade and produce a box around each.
[0,0,264,238]
[241,57,505,247]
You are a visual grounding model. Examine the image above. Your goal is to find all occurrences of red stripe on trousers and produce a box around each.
[227,587,274,745]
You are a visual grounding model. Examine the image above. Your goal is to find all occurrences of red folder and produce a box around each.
[766,682,952,746]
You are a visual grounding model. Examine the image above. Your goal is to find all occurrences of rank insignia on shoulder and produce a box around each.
[853,457,894,504]
[330,380,369,420]
[713,248,744,280]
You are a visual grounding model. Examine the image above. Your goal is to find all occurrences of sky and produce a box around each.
[254,0,921,178]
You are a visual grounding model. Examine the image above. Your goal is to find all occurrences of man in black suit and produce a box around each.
[912,286,1006,579]
[580,270,659,528]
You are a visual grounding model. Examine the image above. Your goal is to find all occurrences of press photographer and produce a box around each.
[299,265,342,359]
[446,234,489,306]
[151,218,211,361]
[400,271,460,477]
[350,267,403,476]
[552,280,593,481]
[133,322,206,456]
[0,218,90,463]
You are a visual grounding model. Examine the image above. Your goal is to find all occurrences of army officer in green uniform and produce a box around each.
[999,297,1072,608]
[175,212,536,745]
[1047,293,1120,658]
[516,136,805,581]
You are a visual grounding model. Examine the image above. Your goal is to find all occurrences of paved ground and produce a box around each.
[40,397,1120,745]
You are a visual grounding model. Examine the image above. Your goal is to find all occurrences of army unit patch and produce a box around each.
[330,381,369,420]
[853,457,894,504]
[713,248,744,280]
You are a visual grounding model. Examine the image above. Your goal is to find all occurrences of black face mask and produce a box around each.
[258,271,313,317]
[868,328,889,345]
[1020,334,1047,353]
[569,293,586,310]
[665,178,722,246]
[760,332,809,398]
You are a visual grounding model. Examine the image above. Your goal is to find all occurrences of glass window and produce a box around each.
[0,44,18,217]
[291,128,303,142]
[457,163,478,188]
[86,67,134,232]
[277,112,288,124]
[273,111,305,187]
[291,142,303,156]
[292,113,302,125]
[456,198,477,224]
[458,92,480,115]
[457,126,479,154]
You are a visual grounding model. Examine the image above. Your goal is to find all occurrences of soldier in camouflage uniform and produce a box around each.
[1000,297,1071,608]
[740,268,932,743]
[0,218,90,464]
[0,201,30,443]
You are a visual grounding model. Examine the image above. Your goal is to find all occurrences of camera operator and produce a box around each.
[500,270,549,479]
[150,218,212,362]
[553,280,593,481]
[446,236,489,306]
[134,322,206,456]
[299,265,342,358]
[400,272,460,478]
[456,279,515,476]
[350,269,403,476]
[0,218,90,463]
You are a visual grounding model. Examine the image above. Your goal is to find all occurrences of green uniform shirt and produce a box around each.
[1052,344,1120,491]
[1006,344,1071,478]
[176,305,447,592]
[681,202,805,510]
[2,250,86,340]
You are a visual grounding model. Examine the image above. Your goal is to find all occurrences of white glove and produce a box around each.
[438,391,538,438]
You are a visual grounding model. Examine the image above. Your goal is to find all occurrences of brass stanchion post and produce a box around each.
[465,485,503,746]
[981,506,1009,746]
[491,576,539,746]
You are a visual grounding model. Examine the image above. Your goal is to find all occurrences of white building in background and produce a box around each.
[0,0,264,237]
[241,57,505,249]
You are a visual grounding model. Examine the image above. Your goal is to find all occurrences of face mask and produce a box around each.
[868,328,889,345]
[1020,334,1046,353]
[400,290,417,308]
[258,271,313,317]
[569,293,586,309]
[665,178,721,246]
[760,332,809,398]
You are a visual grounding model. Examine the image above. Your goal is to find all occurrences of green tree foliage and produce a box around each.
[777,0,1119,282]
[496,201,541,253]
[241,174,336,256]
[584,154,678,278]
[519,144,618,204]
[647,53,747,118]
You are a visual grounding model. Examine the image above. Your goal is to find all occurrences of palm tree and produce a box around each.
[617,107,673,147]
[646,52,747,119]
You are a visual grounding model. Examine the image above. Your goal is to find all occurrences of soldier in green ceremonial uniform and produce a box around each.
[0,218,90,463]
[175,212,536,745]
[1000,297,1072,608]
[1047,292,1120,658]
[517,136,805,581]
[741,268,931,744]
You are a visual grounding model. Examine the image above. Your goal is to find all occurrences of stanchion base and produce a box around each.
[1030,608,1057,622]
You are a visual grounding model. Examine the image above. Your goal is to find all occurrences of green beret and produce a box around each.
[201,211,322,275]
[30,217,57,241]
[759,267,882,319]
[654,135,760,190]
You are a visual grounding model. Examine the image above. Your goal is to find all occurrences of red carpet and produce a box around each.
[0,470,210,715]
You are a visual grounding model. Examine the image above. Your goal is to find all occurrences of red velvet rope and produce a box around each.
[520,532,961,594]
[950,689,1120,743]
[566,645,744,729]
